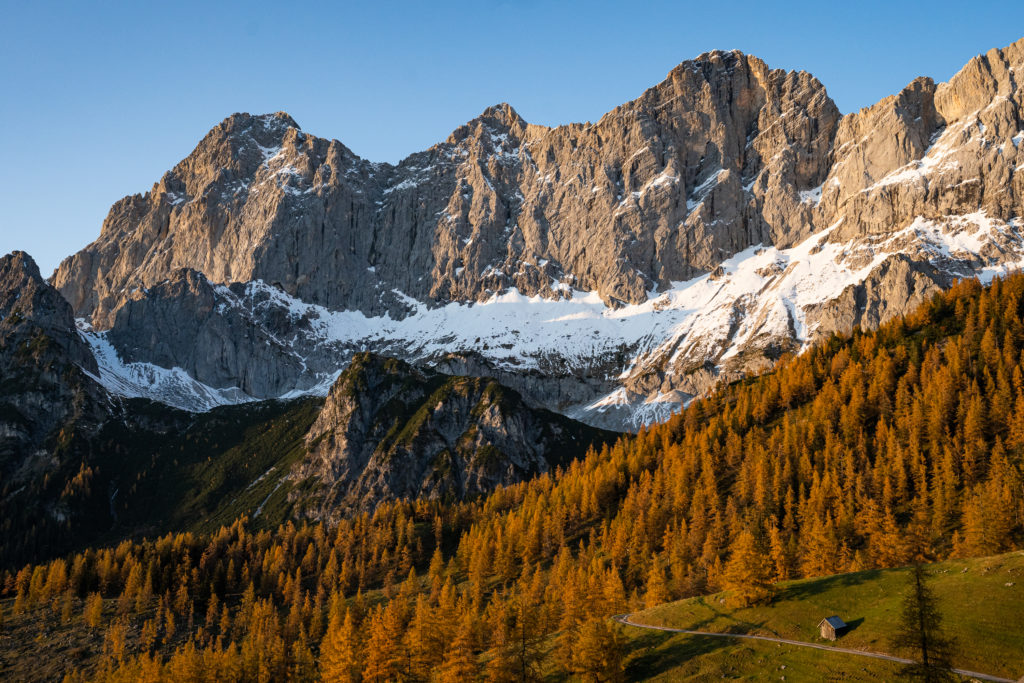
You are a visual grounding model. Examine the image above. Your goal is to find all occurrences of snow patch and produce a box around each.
[861,119,976,193]
[79,327,257,412]
[799,184,822,206]
[687,169,724,211]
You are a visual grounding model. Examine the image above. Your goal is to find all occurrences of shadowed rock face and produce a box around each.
[103,268,310,398]
[291,353,613,519]
[0,252,103,462]
[2,252,97,375]
[0,252,113,566]
[47,39,1024,428]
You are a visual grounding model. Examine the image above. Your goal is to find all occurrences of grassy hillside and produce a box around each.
[620,551,1024,680]
[622,630,908,681]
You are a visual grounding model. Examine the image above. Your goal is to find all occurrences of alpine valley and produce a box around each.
[2,36,1024,683]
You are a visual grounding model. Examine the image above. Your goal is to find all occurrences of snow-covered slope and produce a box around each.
[78,210,1024,428]
[589,211,1024,427]
[79,323,259,411]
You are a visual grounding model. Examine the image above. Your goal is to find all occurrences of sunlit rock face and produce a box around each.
[51,39,1024,430]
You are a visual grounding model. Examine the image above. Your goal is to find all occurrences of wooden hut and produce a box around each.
[818,615,847,641]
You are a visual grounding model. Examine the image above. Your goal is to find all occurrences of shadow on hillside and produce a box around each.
[624,629,734,679]
[779,569,884,602]
[842,617,865,636]
[682,598,778,637]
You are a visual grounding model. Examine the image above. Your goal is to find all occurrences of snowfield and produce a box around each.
[80,211,1024,428]
[79,327,257,412]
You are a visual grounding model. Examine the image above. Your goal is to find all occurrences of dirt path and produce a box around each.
[612,614,1017,683]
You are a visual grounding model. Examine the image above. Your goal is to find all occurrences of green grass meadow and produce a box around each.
[620,551,1024,681]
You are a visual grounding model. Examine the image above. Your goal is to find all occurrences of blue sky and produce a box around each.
[2,0,1022,275]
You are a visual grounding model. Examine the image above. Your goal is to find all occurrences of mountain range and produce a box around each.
[2,37,1024,568]
[41,37,1024,431]
[3,36,1024,682]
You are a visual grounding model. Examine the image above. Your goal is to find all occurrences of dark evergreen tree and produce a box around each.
[890,564,957,682]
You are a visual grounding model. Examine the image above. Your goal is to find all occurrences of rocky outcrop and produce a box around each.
[802,255,949,334]
[818,39,1024,240]
[104,269,310,397]
[1,252,97,374]
[0,251,102,462]
[0,252,111,566]
[291,353,613,518]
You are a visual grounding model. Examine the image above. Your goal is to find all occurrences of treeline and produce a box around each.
[4,274,1024,681]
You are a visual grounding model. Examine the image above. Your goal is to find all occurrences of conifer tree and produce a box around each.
[483,615,518,683]
[722,529,773,607]
[568,617,626,683]
[60,590,73,624]
[437,613,480,682]
[289,631,317,682]
[406,594,442,678]
[642,558,670,608]
[767,522,790,582]
[84,593,104,629]
[890,564,957,682]
[362,604,403,682]
[319,607,360,682]
[510,593,545,683]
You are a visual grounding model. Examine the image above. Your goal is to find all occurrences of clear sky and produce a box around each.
[2,0,1022,275]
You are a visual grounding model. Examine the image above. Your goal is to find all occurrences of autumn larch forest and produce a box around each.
[0,270,1020,681]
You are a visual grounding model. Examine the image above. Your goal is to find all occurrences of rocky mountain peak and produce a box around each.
[445,102,528,147]
[45,38,1024,430]
[2,249,43,281]
[1,251,97,375]
[680,47,763,75]
[2,250,44,307]
[213,110,301,142]
[935,37,1024,122]
[471,102,525,131]
[292,351,612,517]
[1,251,48,327]
[168,111,303,192]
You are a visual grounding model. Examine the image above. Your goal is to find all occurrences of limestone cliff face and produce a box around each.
[104,269,309,398]
[588,38,1024,420]
[291,353,611,518]
[48,38,1024,428]
[817,39,1024,240]
[53,50,838,326]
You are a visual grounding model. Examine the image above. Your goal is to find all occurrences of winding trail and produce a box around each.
[612,614,1017,683]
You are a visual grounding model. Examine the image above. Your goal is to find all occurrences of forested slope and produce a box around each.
[4,274,1024,681]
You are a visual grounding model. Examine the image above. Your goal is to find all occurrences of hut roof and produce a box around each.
[818,616,847,629]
